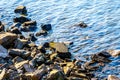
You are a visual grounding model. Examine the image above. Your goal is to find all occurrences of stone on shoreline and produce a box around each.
[14,5,27,15]
[10,27,22,34]
[0,21,5,32]
[78,21,87,28]
[108,75,120,80]
[0,45,8,58]
[0,32,17,48]
[35,30,48,37]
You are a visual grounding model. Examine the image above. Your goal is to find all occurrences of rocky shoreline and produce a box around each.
[0,6,120,80]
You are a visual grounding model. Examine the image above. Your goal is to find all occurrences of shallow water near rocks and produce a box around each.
[0,0,120,79]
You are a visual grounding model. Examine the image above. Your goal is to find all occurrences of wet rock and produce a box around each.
[9,49,30,58]
[37,46,46,53]
[21,21,37,31]
[23,63,35,72]
[11,27,22,34]
[50,53,57,61]
[12,56,24,63]
[14,5,27,15]
[0,68,8,80]
[14,39,28,49]
[13,16,31,24]
[108,75,120,80]
[11,22,21,28]
[35,30,48,36]
[23,68,47,80]
[29,34,37,42]
[78,21,87,28]
[49,42,71,59]
[41,24,52,31]
[0,32,17,48]
[91,52,111,63]
[0,21,4,32]
[0,45,8,58]
[70,72,87,79]
[47,69,65,80]
[107,49,120,57]
[14,60,29,69]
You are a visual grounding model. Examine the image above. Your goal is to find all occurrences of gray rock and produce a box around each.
[0,45,8,58]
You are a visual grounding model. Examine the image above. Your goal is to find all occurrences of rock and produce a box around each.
[14,5,27,15]
[23,68,47,80]
[78,21,87,28]
[41,24,52,31]
[21,21,37,31]
[0,68,8,80]
[11,27,22,34]
[50,53,57,61]
[47,69,65,80]
[13,16,31,24]
[14,60,29,69]
[91,52,111,63]
[49,42,71,59]
[29,34,37,42]
[0,21,4,32]
[14,39,28,49]
[0,45,8,58]
[23,63,34,72]
[35,30,48,36]
[11,22,21,28]
[37,46,46,53]
[9,49,30,58]
[12,56,24,63]
[108,75,120,80]
[107,49,120,57]
[22,21,36,27]
[0,32,17,48]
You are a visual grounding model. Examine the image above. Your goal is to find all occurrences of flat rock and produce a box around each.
[0,32,17,48]
[0,45,8,58]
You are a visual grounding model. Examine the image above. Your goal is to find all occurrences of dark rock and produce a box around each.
[41,24,52,31]
[0,21,4,32]
[11,22,21,28]
[14,39,28,49]
[13,16,31,24]
[14,5,27,15]
[35,30,48,36]
[37,46,46,53]
[29,34,37,42]
[91,52,111,63]
[9,49,30,59]
[78,21,87,28]
[0,45,8,58]
[0,32,17,48]
[43,42,50,48]
[12,56,24,63]
[23,63,35,72]
[11,27,22,34]
[47,69,65,80]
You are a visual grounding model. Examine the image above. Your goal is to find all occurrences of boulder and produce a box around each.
[49,42,71,59]
[0,45,8,58]
[9,49,30,58]
[13,16,31,24]
[0,32,17,48]
[14,39,28,49]
[47,69,65,80]
[108,75,120,80]
[41,24,52,31]
[107,49,120,57]
[14,5,27,15]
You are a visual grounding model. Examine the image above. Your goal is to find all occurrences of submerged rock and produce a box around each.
[0,32,17,48]
[41,24,52,31]
[14,5,27,15]
[0,45,8,58]
[13,16,31,24]
[78,21,87,28]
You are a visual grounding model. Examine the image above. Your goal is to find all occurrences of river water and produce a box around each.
[0,0,120,79]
